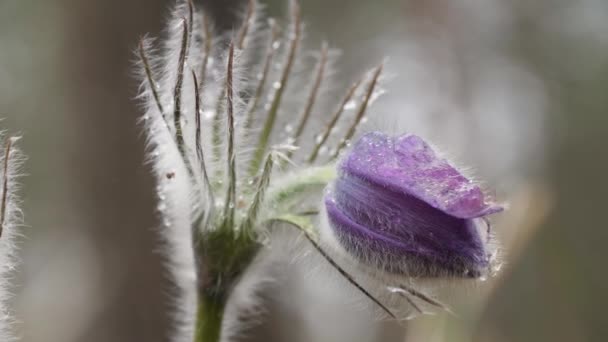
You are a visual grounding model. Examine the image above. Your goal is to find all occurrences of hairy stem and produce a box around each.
[288,42,328,160]
[0,137,14,238]
[194,295,225,342]
[244,19,279,132]
[331,63,382,159]
[222,43,237,230]
[307,79,361,163]
[250,2,301,175]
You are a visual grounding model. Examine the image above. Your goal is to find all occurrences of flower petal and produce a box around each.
[326,175,490,276]
[340,132,503,219]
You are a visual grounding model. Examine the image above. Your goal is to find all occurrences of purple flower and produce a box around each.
[325,132,503,277]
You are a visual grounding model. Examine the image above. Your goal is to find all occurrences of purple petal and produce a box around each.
[326,177,489,276]
[340,132,503,219]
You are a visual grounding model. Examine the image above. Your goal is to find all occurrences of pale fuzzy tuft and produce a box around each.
[0,135,24,342]
[221,241,282,342]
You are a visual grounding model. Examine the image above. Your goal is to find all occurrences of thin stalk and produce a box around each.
[278,219,397,320]
[331,63,383,160]
[186,0,194,39]
[173,19,192,176]
[222,43,237,230]
[138,39,165,119]
[288,42,328,159]
[399,284,450,312]
[199,13,212,88]
[307,79,361,163]
[192,70,214,205]
[240,152,273,235]
[250,2,301,175]
[0,137,14,238]
[236,0,256,50]
[243,19,279,132]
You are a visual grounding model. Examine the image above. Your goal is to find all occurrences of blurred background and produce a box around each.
[0,0,607,341]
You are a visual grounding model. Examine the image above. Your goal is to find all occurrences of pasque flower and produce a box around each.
[135,0,506,339]
[325,132,503,277]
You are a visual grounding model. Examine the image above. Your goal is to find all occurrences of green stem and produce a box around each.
[194,295,225,342]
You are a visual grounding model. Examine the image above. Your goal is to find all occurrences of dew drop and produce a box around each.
[343,100,357,111]
[272,81,282,89]
[203,110,215,120]
[369,89,386,104]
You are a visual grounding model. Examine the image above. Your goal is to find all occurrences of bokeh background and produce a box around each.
[1,0,607,341]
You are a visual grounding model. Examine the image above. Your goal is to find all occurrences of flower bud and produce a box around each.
[325,132,503,277]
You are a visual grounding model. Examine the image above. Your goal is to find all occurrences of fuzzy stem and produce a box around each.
[194,295,225,342]
[138,40,165,118]
[250,2,301,175]
[331,63,383,159]
[244,19,279,133]
[222,42,237,230]
[292,42,328,143]
[0,137,13,238]
[236,0,256,50]
[307,79,361,163]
